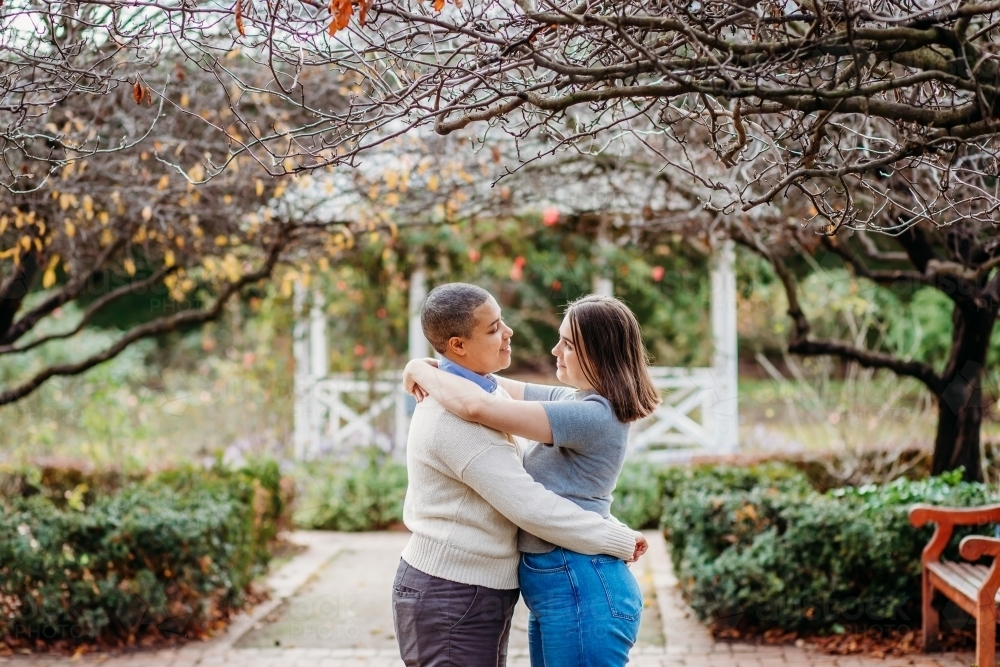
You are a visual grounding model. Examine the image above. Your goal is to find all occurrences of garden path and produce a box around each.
[1,531,976,667]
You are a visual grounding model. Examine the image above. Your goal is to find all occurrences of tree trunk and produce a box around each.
[933,381,984,482]
[932,305,995,482]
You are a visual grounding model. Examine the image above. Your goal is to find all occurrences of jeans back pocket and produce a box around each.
[591,557,643,621]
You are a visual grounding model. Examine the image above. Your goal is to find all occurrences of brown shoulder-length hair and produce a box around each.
[565,295,661,423]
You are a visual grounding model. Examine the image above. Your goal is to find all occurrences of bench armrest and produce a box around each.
[960,536,1000,561]
[910,504,1000,565]
[959,536,1000,606]
[909,504,1000,528]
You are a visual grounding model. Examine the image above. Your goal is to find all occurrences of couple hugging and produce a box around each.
[392,282,661,667]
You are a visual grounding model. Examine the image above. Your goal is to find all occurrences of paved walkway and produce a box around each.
[0,531,975,667]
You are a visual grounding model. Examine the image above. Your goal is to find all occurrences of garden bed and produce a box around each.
[657,462,998,643]
[0,459,293,654]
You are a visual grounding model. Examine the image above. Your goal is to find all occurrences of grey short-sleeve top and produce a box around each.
[518,383,631,554]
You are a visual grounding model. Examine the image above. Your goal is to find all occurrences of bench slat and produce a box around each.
[954,562,994,596]
[927,562,981,616]
[943,561,988,592]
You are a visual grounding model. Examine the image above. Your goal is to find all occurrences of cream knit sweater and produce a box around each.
[400,392,637,590]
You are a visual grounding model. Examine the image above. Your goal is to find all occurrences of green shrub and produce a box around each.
[294,451,408,532]
[663,467,998,633]
[0,460,292,648]
[611,460,809,530]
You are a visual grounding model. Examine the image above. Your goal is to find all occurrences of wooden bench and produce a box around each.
[910,504,1000,667]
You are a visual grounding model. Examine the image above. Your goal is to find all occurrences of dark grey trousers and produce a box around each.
[392,559,520,667]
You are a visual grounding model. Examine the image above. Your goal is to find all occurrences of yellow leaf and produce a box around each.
[426,174,439,192]
[274,182,286,198]
[156,176,169,191]
[188,163,205,182]
[64,219,76,237]
[124,257,136,276]
[255,179,264,196]
[19,235,31,251]
[180,93,190,108]
[215,235,228,246]
[141,206,153,221]
[164,250,175,267]
[0,216,7,235]
[98,211,110,225]
[42,255,59,288]
[100,228,114,246]
[385,192,400,207]
[222,253,241,282]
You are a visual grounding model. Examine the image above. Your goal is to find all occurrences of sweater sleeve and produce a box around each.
[443,424,637,561]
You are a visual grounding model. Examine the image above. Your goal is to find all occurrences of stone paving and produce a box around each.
[0,531,977,667]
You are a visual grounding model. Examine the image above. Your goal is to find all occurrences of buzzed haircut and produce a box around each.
[421,283,491,354]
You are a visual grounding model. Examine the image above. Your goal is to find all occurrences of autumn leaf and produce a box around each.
[235,0,245,37]
[359,0,371,25]
[433,0,445,10]
[133,80,143,105]
[123,257,136,276]
[329,0,352,34]
[42,255,60,289]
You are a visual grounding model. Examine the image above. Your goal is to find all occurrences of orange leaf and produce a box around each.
[235,0,245,36]
[358,0,371,25]
[133,81,143,105]
[329,0,352,34]
[433,0,445,10]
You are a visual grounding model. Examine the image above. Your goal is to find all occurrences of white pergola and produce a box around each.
[292,241,738,462]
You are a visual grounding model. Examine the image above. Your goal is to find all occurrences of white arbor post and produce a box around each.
[710,239,739,452]
[409,260,430,360]
[292,281,312,459]
[628,239,739,460]
[592,224,614,297]
[398,261,430,450]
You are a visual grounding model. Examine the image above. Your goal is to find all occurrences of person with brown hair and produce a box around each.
[404,293,661,667]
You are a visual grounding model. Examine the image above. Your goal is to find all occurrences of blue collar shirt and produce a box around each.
[438,358,498,394]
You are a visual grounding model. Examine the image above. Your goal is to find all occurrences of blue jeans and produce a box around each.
[519,548,642,667]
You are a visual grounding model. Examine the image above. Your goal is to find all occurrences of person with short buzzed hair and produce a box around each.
[392,282,644,667]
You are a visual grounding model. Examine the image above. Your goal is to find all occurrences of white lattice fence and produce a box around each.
[296,372,409,459]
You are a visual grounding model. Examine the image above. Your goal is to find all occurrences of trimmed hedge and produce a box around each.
[294,451,408,532]
[0,460,291,650]
[611,460,809,529]
[663,465,999,634]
